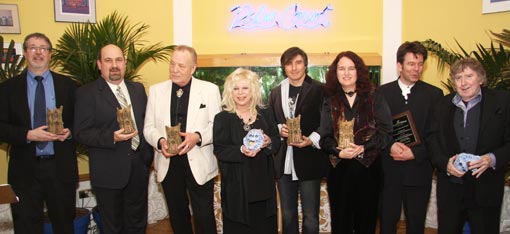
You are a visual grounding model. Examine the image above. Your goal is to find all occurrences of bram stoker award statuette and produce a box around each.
[243,129,264,151]
[116,104,136,134]
[392,110,421,147]
[166,123,182,155]
[286,115,302,144]
[47,106,64,134]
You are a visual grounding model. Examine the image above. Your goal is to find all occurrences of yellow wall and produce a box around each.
[403,0,510,91]
[193,0,382,54]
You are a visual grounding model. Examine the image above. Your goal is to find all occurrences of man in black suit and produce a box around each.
[428,58,510,234]
[268,47,330,234]
[74,44,153,234]
[0,32,78,234]
[378,41,443,234]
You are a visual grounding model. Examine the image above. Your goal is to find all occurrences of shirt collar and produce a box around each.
[452,89,483,110]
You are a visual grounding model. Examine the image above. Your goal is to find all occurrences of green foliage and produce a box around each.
[422,29,510,93]
[0,35,26,83]
[52,11,174,85]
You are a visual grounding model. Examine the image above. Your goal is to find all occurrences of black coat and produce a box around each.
[0,71,78,188]
[267,76,331,180]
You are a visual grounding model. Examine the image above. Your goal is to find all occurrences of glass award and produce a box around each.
[243,129,264,151]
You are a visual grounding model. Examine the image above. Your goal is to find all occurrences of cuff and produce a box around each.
[309,132,321,149]
[488,152,496,169]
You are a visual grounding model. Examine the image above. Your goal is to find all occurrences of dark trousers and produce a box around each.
[327,159,381,234]
[93,155,150,234]
[436,177,501,234]
[11,157,76,234]
[380,183,431,234]
[161,155,217,234]
[277,175,321,234]
[223,199,277,234]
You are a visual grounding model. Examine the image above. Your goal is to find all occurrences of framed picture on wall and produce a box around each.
[482,0,510,14]
[0,4,21,34]
[54,0,96,23]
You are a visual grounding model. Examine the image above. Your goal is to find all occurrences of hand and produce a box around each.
[241,145,260,158]
[177,132,200,155]
[113,128,138,143]
[469,154,493,178]
[290,136,312,148]
[158,138,177,158]
[338,143,364,159]
[26,126,59,142]
[280,124,289,138]
[261,133,272,149]
[389,142,414,161]
[447,155,465,178]
[55,128,71,142]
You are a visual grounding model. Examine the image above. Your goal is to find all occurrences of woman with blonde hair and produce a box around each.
[213,68,280,233]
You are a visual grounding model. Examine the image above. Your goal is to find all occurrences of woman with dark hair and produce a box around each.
[322,51,393,233]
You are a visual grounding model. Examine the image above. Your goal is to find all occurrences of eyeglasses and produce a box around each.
[27,46,51,53]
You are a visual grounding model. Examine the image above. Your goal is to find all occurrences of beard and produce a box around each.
[108,68,122,81]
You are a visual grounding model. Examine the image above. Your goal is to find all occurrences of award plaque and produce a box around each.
[243,129,264,151]
[392,110,421,147]
[166,124,182,155]
[286,115,302,144]
[47,106,64,134]
[116,105,136,134]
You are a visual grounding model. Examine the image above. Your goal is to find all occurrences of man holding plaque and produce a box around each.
[428,58,510,234]
[378,41,443,234]
[0,32,78,233]
[75,44,153,234]
[268,47,331,234]
[144,45,221,234]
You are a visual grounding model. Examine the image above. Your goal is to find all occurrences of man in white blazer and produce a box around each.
[144,45,221,234]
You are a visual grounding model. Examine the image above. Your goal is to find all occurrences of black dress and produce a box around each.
[213,107,281,234]
[322,91,393,234]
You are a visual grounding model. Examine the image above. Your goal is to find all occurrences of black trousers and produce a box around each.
[93,155,150,234]
[380,182,431,234]
[161,155,217,234]
[11,157,76,234]
[327,159,381,234]
[436,177,501,234]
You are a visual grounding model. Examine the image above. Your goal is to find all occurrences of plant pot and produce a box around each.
[44,207,90,234]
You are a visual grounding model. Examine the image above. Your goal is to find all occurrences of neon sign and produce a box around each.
[229,3,333,31]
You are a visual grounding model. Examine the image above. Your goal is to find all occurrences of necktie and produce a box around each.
[116,86,140,150]
[34,76,48,150]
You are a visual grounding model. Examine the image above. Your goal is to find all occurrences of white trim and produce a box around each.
[173,0,192,45]
[381,0,402,85]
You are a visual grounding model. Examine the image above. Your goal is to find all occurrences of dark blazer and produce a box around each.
[0,71,78,188]
[428,88,510,207]
[268,76,331,180]
[378,80,443,186]
[74,77,153,189]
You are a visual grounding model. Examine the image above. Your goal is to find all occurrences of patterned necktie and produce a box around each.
[116,86,140,150]
[34,76,48,150]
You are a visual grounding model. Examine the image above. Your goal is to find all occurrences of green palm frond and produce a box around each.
[0,36,26,83]
[423,31,510,92]
[490,29,510,47]
[52,11,173,85]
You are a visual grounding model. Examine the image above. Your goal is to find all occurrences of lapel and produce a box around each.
[162,80,173,127]
[51,72,64,107]
[16,72,31,127]
[125,80,138,117]
[97,77,121,109]
[295,76,312,115]
[478,88,498,138]
[186,78,202,131]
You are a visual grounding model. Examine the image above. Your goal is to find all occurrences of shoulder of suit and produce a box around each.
[192,77,218,88]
